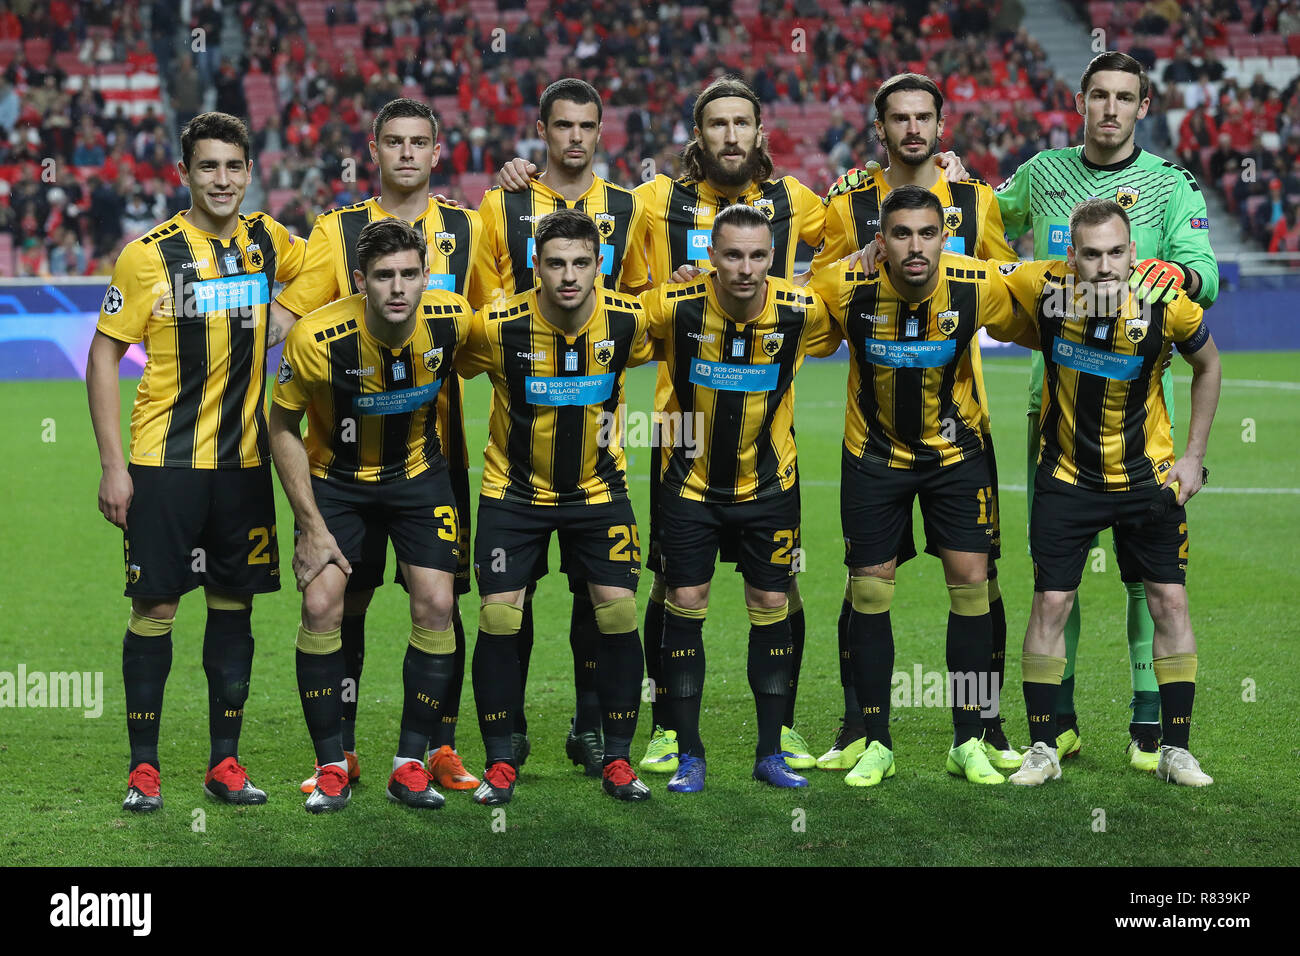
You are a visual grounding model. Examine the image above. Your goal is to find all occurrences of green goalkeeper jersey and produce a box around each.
[995,145,1219,416]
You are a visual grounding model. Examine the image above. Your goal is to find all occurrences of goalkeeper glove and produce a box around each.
[1129,258,1186,305]
[825,162,881,200]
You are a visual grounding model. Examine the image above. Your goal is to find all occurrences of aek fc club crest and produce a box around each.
[762,332,784,356]
[937,310,959,336]
[435,232,456,255]
[753,198,775,220]
[1115,186,1140,209]
[943,206,963,231]
[594,213,616,239]
[593,339,615,366]
[1124,317,1149,343]
[423,346,444,373]
[245,243,264,270]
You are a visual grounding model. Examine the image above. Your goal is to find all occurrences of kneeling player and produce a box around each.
[456,209,654,805]
[645,204,841,793]
[810,185,1037,788]
[269,220,472,813]
[998,199,1221,787]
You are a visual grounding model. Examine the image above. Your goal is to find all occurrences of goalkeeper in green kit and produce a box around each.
[994,52,1219,770]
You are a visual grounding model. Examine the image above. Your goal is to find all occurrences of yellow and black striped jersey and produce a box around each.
[810,253,1034,470]
[634,174,825,285]
[472,175,649,303]
[635,173,826,424]
[999,259,1208,492]
[642,275,840,503]
[277,196,486,311]
[96,211,305,469]
[455,287,654,506]
[272,290,472,484]
[813,166,1016,270]
[274,195,483,472]
[812,167,1019,435]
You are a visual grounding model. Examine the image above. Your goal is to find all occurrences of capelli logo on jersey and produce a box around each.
[346,366,375,377]
[687,331,717,342]
[517,215,542,222]
[680,205,712,215]
[858,313,886,323]
[516,351,547,360]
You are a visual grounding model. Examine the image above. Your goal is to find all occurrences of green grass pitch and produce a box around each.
[1,350,1296,866]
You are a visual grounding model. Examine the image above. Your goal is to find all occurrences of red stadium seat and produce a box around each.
[1087,1,1113,27]
[266,188,297,217]
[457,173,493,205]
[332,25,363,51]
[23,38,50,66]
[1289,35,1300,56]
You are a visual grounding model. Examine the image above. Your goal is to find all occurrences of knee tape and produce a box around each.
[479,601,523,635]
[205,590,252,611]
[410,623,455,655]
[296,623,342,655]
[987,575,1001,603]
[948,581,990,617]
[128,610,174,637]
[787,587,802,615]
[664,599,708,620]
[649,576,667,604]
[594,596,638,634]
[1153,653,1197,685]
[849,575,894,614]
[746,602,789,626]
[1022,653,1066,685]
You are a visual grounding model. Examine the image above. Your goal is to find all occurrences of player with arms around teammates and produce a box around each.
[455,210,655,806]
[815,73,1024,773]
[642,203,841,793]
[472,78,651,777]
[809,186,1037,789]
[997,199,1221,789]
[269,220,473,813]
[271,97,486,795]
[87,112,305,812]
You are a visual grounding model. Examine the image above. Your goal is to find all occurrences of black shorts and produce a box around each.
[841,449,995,569]
[347,465,473,596]
[646,443,742,577]
[1030,470,1188,592]
[658,487,800,593]
[310,467,461,578]
[123,464,280,598]
[474,496,642,595]
[903,433,1003,566]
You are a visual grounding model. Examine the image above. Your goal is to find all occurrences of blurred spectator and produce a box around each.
[1207,131,1244,181]
[171,56,202,130]
[48,226,88,276]
[1269,204,1300,252]
[192,0,224,86]
[0,77,17,134]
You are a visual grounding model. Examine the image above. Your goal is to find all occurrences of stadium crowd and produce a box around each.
[0,0,1296,274]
